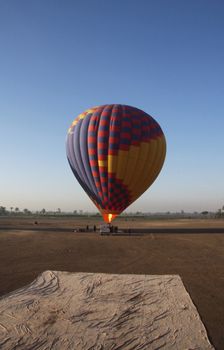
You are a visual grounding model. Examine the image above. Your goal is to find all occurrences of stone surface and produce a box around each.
[0,271,214,349]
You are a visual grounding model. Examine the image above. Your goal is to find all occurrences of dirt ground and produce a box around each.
[0,217,224,349]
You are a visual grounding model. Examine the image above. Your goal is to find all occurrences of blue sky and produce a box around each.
[0,0,223,213]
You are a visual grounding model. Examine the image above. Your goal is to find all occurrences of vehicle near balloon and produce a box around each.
[99,224,111,234]
[66,104,166,223]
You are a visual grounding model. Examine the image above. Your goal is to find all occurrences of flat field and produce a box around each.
[0,216,224,349]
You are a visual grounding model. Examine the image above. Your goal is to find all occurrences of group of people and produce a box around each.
[86,225,97,232]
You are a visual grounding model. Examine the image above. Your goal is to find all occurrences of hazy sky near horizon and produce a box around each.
[0,0,224,213]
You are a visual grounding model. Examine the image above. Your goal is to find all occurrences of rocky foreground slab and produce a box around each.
[0,271,213,349]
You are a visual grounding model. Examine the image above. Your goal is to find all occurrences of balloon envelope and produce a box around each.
[66,104,166,223]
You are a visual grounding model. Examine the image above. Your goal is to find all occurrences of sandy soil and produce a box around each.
[0,271,214,349]
[0,217,224,349]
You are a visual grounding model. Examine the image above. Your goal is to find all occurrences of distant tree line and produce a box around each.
[0,206,101,217]
[0,206,58,216]
[1,205,224,218]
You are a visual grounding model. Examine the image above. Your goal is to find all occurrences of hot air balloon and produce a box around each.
[66,104,166,223]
